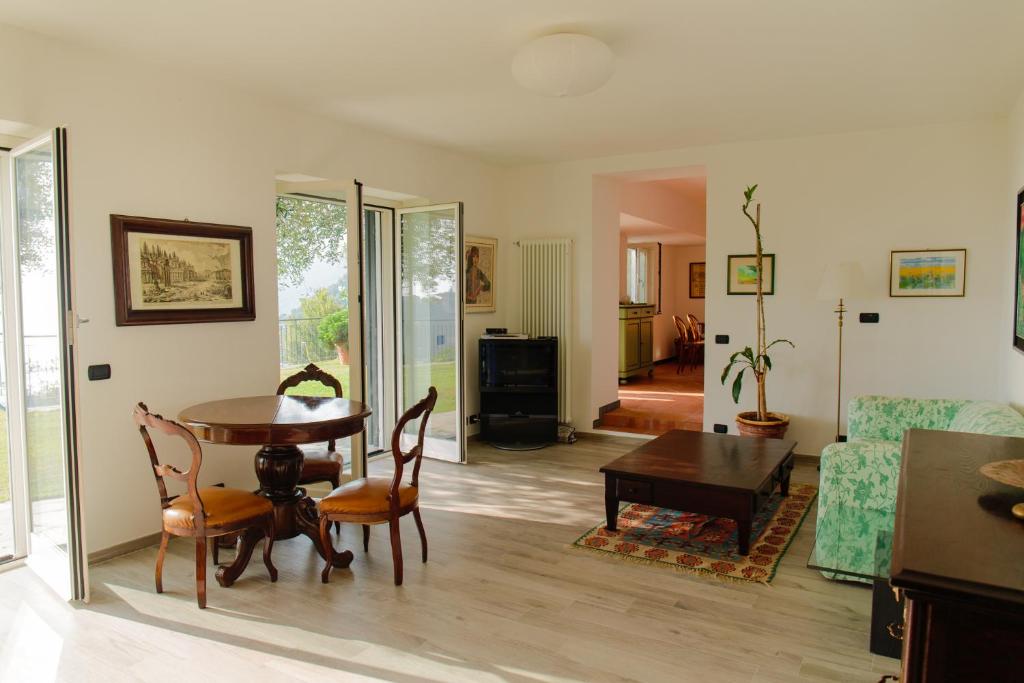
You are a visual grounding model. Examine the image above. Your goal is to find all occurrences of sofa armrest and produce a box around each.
[819,439,902,513]
[846,395,965,441]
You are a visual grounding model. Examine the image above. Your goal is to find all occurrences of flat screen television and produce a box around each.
[479,338,557,390]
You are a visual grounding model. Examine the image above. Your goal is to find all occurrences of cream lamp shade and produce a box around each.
[816,262,867,301]
[511,33,614,97]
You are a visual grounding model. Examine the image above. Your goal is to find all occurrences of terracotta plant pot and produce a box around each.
[735,411,790,439]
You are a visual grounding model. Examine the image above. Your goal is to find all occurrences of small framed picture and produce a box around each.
[110,215,255,326]
[889,249,966,297]
[464,235,497,313]
[727,254,775,295]
[689,262,706,298]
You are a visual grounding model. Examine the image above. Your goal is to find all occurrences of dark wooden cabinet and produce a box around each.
[890,430,1024,682]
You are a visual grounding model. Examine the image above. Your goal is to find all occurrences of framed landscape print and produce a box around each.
[110,215,255,326]
[689,262,706,298]
[1015,191,1024,351]
[727,254,775,295]
[889,249,966,298]
[464,235,496,313]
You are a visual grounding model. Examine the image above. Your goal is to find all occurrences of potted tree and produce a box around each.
[721,185,794,438]
[317,309,349,366]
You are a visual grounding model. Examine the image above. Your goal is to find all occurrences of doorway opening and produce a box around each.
[598,171,707,436]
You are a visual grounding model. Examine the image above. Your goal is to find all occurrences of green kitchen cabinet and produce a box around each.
[618,304,654,382]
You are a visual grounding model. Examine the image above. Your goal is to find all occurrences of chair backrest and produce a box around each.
[388,387,439,505]
[686,313,702,340]
[277,363,343,449]
[673,315,690,342]
[133,402,207,534]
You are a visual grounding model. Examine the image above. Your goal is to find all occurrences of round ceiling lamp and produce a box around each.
[511,33,614,97]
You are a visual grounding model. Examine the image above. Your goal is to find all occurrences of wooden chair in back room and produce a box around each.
[318,387,438,586]
[277,363,346,490]
[673,314,691,373]
[133,403,277,609]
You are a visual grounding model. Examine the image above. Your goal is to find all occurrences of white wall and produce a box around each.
[1005,92,1024,410]
[0,24,507,553]
[503,119,1009,454]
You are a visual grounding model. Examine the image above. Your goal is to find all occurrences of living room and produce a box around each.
[0,3,1023,682]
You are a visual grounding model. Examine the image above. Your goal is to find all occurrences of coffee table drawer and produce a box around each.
[617,478,652,503]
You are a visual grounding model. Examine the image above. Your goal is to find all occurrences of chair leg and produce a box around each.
[320,516,334,584]
[335,521,341,535]
[413,508,427,564]
[362,524,370,552]
[262,520,278,582]
[389,517,404,586]
[212,536,219,566]
[155,531,169,594]
[195,537,207,609]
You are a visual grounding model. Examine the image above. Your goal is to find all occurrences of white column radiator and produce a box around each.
[519,238,573,424]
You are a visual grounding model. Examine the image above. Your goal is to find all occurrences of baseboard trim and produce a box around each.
[794,452,819,466]
[89,531,163,565]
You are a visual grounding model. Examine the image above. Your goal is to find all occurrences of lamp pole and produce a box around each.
[834,297,845,442]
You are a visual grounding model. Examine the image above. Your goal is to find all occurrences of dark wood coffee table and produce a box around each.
[600,430,797,555]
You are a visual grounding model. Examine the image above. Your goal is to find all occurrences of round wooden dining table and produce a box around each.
[179,394,372,586]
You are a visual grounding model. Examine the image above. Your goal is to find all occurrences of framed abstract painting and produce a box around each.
[1016,191,1024,351]
[110,215,255,325]
[889,249,966,298]
[727,254,775,295]
[689,262,706,298]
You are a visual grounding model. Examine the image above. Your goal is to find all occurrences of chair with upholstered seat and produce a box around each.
[134,403,277,609]
[318,387,438,586]
[277,363,345,490]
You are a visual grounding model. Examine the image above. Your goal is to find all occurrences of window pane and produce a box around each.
[17,142,68,550]
[275,196,350,458]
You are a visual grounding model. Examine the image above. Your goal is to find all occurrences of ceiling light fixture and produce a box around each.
[511,33,614,97]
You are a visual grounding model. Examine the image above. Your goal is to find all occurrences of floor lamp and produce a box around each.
[816,262,867,442]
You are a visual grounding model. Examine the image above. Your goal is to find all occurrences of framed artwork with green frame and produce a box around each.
[727,253,775,295]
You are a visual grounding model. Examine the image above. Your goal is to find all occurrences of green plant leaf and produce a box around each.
[762,354,772,371]
[766,338,795,350]
[741,346,756,364]
[731,368,745,404]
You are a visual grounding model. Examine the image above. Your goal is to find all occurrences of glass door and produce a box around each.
[396,203,465,463]
[8,129,87,600]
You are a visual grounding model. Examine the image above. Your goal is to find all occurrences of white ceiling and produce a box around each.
[3,1,1023,164]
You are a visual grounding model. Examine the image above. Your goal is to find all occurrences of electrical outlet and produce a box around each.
[859,313,880,323]
[713,423,728,434]
[714,334,729,344]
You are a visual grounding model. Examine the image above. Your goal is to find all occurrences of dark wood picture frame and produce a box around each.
[1015,190,1024,352]
[689,261,706,299]
[727,254,775,295]
[111,215,255,326]
[888,248,966,298]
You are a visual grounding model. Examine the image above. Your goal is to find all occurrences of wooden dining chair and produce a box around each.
[134,403,277,609]
[673,315,691,373]
[318,386,438,586]
[277,363,345,490]
[686,313,705,366]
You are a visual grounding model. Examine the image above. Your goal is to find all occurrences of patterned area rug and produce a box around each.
[572,483,817,584]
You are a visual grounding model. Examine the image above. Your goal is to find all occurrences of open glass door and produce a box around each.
[8,129,87,600]
[396,203,465,463]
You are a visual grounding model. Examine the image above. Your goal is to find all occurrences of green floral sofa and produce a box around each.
[815,396,1024,581]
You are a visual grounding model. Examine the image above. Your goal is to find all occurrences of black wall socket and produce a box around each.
[859,313,880,323]
[87,364,111,381]
[714,334,729,344]
[713,423,728,434]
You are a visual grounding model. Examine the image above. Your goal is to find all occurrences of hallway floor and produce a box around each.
[597,361,704,435]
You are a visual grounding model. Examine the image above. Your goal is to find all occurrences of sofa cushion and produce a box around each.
[948,401,1024,437]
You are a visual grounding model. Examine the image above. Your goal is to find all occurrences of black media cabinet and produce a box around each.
[479,337,558,450]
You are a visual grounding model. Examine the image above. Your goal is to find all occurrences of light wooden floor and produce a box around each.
[0,434,898,682]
